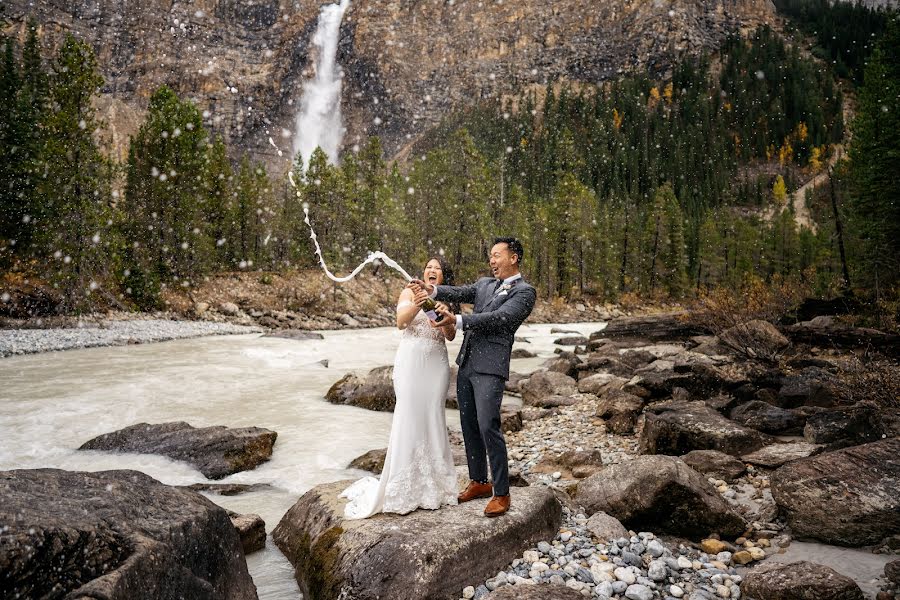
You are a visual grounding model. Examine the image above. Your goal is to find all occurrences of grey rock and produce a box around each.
[272,480,562,599]
[218,301,241,316]
[586,511,629,542]
[228,511,266,554]
[719,320,788,360]
[770,437,900,545]
[484,584,585,599]
[519,371,578,406]
[596,390,646,434]
[803,402,884,446]
[741,561,863,600]
[741,441,825,468]
[680,449,746,482]
[79,421,276,480]
[327,365,456,412]
[574,455,746,540]
[555,335,589,346]
[729,401,805,435]
[625,583,654,600]
[264,329,324,340]
[0,469,257,600]
[640,401,770,457]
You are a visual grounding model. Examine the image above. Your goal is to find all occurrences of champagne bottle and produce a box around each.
[420,296,445,322]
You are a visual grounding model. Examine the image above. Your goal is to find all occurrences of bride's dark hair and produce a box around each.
[426,255,459,313]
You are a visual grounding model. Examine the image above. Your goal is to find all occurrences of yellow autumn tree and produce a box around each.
[612,108,623,130]
[773,175,788,205]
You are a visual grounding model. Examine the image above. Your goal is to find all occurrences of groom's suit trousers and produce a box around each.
[456,358,509,496]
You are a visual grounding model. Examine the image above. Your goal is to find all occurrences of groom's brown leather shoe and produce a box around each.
[458,481,493,503]
[484,495,510,517]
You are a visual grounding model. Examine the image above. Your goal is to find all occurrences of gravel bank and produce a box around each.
[0,319,262,358]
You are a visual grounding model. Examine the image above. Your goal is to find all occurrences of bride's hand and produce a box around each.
[412,289,430,307]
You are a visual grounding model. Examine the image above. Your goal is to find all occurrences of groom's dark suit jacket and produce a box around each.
[436,277,537,379]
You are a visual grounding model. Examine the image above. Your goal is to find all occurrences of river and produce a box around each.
[0,321,599,598]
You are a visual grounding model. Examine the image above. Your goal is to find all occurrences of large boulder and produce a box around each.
[776,367,846,408]
[79,421,276,480]
[803,402,884,446]
[680,450,746,482]
[595,390,645,434]
[573,455,746,539]
[272,480,562,600]
[519,371,578,406]
[326,366,456,412]
[741,561,864,600]
[591,313,705,341]
[326,367,395,411]
[729,400,805,435]
[640,401,770,457]
[0,468,257,600]
[770,437,900,545]
[719,319,789,360]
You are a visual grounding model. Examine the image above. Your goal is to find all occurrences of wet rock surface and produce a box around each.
[272,480,562,600]
[79,421,277,480]
[0,468,257,600]
[771,437,900,546]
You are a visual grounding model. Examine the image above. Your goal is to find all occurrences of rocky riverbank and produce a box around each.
[314,312,900,600]
[0,315,262,357]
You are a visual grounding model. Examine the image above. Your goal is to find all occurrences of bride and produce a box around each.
[340,256,459,518]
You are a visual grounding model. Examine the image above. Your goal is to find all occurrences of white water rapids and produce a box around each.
[0,322,595,598]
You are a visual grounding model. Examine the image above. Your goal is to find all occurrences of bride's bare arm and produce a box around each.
[396,288,421,330]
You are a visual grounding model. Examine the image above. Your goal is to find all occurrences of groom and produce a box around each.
[409,237,536,517]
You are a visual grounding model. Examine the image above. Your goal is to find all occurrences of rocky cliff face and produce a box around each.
[3,0,775,169]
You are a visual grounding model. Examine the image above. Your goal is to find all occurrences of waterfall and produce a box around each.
[292,0,351,171]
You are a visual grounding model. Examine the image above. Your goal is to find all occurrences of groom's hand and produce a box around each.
[407,279,435,295]
[430,305,455,328]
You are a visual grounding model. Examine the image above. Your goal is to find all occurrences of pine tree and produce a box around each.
[34,35,113,311]
[124,85,211,286]
[847,17,900,289]
[200,136,234,267]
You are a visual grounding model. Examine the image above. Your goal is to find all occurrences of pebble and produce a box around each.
[615,567,637,584]
[670,584,685,598]
[625,584,654,600]
[462,585,475,599]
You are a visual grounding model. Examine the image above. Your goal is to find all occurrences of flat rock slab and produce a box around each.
[79,421,277,480]
[0,468,257,600]
[771,437,900,546]
[272,480,562,600]
[640,401,770,457]
[742,441,826,468]
[573,455,746,540]
[741,560,863,600]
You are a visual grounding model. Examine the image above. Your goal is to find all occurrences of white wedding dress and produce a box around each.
[340,304,459,518]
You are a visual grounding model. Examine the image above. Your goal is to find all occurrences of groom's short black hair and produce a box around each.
[493,237,524,264]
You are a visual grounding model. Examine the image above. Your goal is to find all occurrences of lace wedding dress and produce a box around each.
[340,304,459,518]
